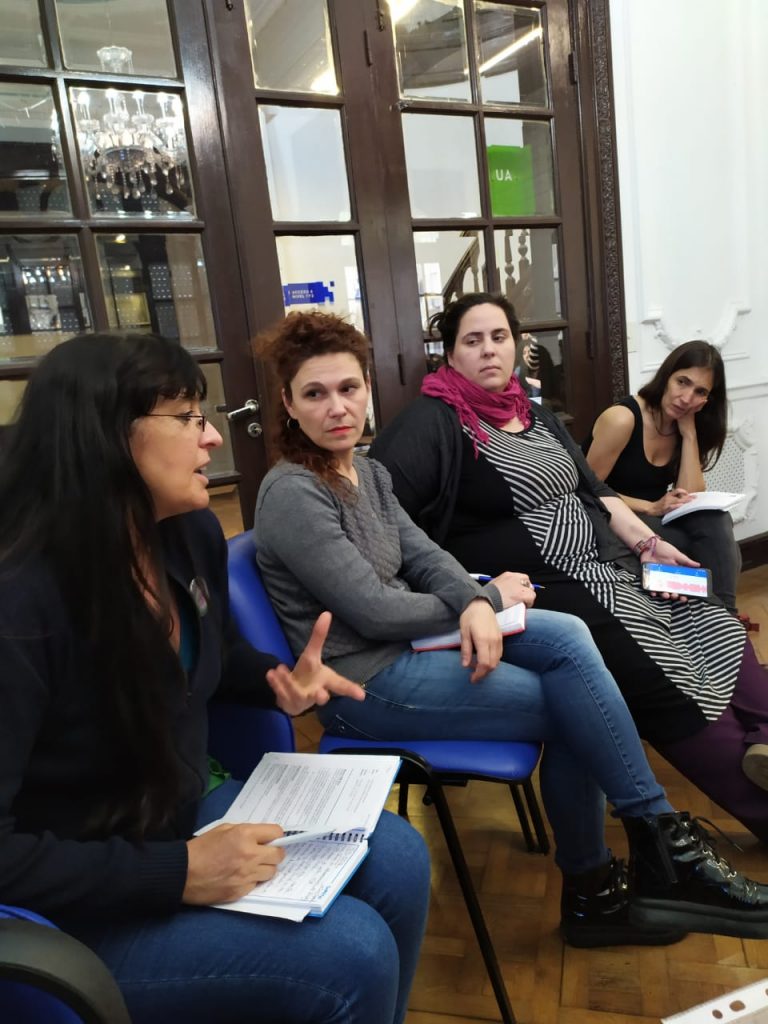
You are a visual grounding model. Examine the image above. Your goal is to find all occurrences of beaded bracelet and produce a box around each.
[632,534,659,560]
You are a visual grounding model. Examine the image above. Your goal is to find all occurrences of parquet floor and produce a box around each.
[211,491,768,1023]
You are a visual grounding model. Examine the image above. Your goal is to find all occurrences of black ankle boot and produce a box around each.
[624,812,768,938]
[560,855,687,947]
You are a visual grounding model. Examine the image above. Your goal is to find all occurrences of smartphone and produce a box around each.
[641,562,711,598]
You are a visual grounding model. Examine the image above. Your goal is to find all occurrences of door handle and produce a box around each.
[224,398,260,422]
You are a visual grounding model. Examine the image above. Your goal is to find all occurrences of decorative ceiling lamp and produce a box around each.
[72,47,187,205]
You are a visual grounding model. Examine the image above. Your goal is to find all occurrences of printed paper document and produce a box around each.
[201,752,400,921]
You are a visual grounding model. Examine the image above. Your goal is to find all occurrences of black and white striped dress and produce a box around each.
[450,418,745,736]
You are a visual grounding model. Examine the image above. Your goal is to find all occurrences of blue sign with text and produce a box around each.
[283,281,335,306]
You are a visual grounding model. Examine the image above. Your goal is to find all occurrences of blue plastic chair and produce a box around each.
[228,530,550,1024]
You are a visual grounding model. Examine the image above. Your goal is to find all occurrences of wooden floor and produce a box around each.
[211,491,768,1023]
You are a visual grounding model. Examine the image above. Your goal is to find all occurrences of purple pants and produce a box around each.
[656,642,768,842]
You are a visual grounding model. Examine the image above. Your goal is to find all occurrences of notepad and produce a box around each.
[660,490,744,525]
[410,603,526,652]
[203,752,400,921]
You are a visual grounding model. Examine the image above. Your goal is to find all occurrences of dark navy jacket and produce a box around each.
[0,509,279,919]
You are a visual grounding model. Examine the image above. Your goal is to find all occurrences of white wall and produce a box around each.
[609,0,768,541]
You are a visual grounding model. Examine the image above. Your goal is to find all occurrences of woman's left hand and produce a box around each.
[640,538,698,569]
[459,598,503,683]
[640,540,700,602]
[677,408,698,441]
[266,611,366,715]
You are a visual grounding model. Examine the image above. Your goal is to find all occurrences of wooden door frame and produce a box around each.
[570,0,629,408]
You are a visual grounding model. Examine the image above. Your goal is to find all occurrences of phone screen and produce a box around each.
[641,562,711,598]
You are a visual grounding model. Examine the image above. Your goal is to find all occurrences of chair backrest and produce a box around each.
[227,532,295,666]
[0,906,130,1023]
[205,531,299,776]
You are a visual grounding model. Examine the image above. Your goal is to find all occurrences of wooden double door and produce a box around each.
[0,0,625,518]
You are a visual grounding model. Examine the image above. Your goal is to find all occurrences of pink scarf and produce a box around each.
[421,365,532,457]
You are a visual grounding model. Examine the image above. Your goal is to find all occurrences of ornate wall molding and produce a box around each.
[641,301,752,352]
[705,418,758,523]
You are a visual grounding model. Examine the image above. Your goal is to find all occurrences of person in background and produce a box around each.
[254,308,768,953]
[0,332,430,1024]
[370,292,768,831]
[583,340,741,612]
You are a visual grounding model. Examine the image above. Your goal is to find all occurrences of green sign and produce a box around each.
[487,144,536,216]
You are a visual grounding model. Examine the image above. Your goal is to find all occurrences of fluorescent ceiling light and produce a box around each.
[388,0,419,24]
[479,25,543,74]
[310,69,339,95]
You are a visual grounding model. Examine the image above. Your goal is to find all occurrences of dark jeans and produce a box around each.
[62,783,430,1024]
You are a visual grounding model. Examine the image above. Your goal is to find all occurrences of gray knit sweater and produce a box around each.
[254,456,502,683]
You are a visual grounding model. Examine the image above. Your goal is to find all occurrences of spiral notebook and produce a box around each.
[411,602,527,652]
[660,490,744,525]
[199,752,401,921]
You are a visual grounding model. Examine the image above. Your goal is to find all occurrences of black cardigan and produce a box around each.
[0,509,279,920]
[370,397,636,572]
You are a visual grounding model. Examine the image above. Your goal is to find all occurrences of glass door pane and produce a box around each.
[54,0,177,77]
[390,0,470,102]
[259,106,350,221]
[486,118,555,216]
[276,235,363,327]
[0,235,90,361]
[413,229,487,330]
[402,113,480,218]
[96,233,216,349]
[0,83,70,216]
[246,0,337,93]
[476,3,548,106]
[70,87,195,218]
[0,0,48,68]
[494,226,561,322]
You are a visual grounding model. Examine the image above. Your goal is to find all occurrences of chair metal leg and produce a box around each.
[428,780,517,1024]
[398,780,410,818]
[522,779,550,854]
[508,783,536,852]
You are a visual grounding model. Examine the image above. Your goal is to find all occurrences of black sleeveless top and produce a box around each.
[587,396,676,502]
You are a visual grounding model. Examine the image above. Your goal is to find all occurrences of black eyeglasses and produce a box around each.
[145,412,207,431]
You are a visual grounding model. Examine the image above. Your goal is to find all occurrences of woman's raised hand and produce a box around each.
[488,571,537,609]
[183,822,285,905]
[266,611,366,716]
[459,598,503,683]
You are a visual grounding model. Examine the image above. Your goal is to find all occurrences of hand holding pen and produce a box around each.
[470,571,544,609]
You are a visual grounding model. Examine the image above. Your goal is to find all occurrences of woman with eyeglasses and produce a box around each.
[583,340,741,613]
[0,332,430,1024]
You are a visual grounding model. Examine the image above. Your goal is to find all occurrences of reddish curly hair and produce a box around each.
[256,310,372,487]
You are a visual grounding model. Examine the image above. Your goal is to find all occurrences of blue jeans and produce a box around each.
[59,782,430,1024]
[318,609,672,874]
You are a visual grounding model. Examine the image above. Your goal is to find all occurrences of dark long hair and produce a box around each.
[256,311,371,489]
[638,340,727,470]
[429,292,521,356]
[0,332,206,838]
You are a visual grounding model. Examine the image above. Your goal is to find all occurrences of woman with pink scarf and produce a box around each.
[254,309,768,955]
[370,292,768,846]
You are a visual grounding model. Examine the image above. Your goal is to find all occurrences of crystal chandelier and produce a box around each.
[73,83,188,204]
